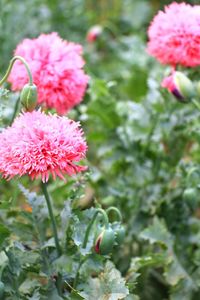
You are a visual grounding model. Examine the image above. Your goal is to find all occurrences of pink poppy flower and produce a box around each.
[147,2,200,67]
[0,110,87,182]
[9,33,89,114]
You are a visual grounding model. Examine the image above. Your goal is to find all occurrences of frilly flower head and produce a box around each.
[8,32,89,115]
[0,110,87,182]
[147,2,200,67]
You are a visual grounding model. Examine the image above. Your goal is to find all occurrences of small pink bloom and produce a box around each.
[162,73,184,100]
[162,71,194,101]
[0,110,87,182]
[86,25,103,43]
[9,33,89,115]
[147,2,200,67]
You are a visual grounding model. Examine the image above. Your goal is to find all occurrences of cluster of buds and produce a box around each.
[83,207,125,256]
[94,221,125,255]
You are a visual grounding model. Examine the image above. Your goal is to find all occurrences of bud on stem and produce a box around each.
[162,71,194,102]
[20,83,38,111]
[0,55,37,112]
[94,227,115,255]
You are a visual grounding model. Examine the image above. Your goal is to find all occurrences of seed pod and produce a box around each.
[94,227,115,255]
[20,83,38,111]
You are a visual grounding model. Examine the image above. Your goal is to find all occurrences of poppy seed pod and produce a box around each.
[94,227,115,255]
[162,71,194,102]
[20,83,38,111]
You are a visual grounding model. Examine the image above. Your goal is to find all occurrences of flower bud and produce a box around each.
[162,71,194,102]
[94,227,115,255]
[20,83,37,111]
[115,225,126,245]
[86,25,103,43]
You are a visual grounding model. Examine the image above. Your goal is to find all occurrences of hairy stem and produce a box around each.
[41,182,62,257]
[83,208,109,249]
[106,207,122,222]
[9,97,20,125]
[0,55,33,86]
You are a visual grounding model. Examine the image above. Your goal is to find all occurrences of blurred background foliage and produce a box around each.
[1,0,200,299]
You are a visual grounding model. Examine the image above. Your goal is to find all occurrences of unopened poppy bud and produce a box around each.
[162,71,194,102]
[115,225,126,245]
[86,25,103,43]
[94,227,115,255]
[20,83,37,111]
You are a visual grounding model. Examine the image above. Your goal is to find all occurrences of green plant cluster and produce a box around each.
[1,0,200,299]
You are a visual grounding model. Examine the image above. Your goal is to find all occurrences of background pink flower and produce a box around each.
[0,110,87,182]
[86,25,103,43]
[147,2,200,67]
[9,32,89,114]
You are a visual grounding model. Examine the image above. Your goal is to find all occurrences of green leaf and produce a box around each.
[61,201,72,238]
[139,217,173,248]
[18,184,48,221]
[0,224,10,247]
[80,261,129,300]
[68,291,85,300]
[27,290,40,300]
[0,88,9,100]
[19,278,40,294]
[125,295,140,300]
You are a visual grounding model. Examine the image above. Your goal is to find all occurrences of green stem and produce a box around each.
[9,96,20,125]
[192,99,200,112]
[0,261,7,281]
[106,207,122,222]
[41,182,62,257]
[0,55,33,86]
[73,256,88,288]
[83,208,109,249]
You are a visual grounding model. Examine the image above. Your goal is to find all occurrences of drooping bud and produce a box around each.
[20,83,37,111]
[86,25,103,43]
[115,225,126,245]
[162,71,194,102]
[111,222,125,245]
[94,227,115,255]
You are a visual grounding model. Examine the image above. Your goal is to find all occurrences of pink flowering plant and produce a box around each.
[0,38,125,298]
[8,33,89,115]
[3,1,200,299]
